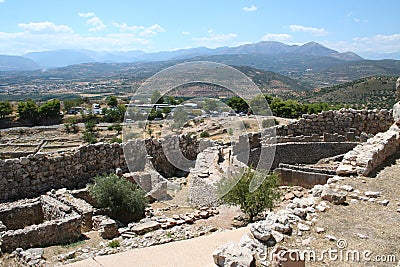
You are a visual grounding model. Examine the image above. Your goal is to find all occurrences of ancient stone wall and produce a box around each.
[276,109,393,137]
[274,167,333,189]
[0,198,43,230]
[337,124,400,176]
[0,134,212,202]
[1,215,82,252]
[240,142,358,170]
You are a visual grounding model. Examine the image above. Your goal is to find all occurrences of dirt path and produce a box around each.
[66,227,249,267]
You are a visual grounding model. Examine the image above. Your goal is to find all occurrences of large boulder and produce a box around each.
[131,221,161,235]
[321,188,346,205]
[250,221,272,242]
[213,242,255,267]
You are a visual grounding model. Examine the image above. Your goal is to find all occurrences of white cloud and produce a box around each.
[0,0,5,3]
[113,22,165,37]
[0,27,152,55]
[289,24,328,36]
[181,31,190,35]
[78,12,106,32]
[78,12,95,18]
[243,5,257,12]
[193,32,238,48]
[352,34,400,52]
[18,21,73,34]
[87,16,106,32]
[262,33,292,42]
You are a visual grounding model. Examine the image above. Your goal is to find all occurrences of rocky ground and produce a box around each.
[214,152,400,267]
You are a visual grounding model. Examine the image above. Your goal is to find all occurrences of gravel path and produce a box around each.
[67,227,249,267]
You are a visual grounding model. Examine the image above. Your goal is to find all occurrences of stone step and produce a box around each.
[121,232,137,239]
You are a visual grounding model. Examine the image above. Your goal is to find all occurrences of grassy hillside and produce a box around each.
[300,76,397,109]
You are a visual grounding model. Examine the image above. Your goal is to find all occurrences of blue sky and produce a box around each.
[0,0,399,58]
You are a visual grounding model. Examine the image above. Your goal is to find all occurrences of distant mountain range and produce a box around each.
[1,41,400,88]
[1,41,364,70]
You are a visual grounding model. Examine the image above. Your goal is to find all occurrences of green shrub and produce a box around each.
[261,118,279,128]
[83,131,97,144]
[108,240,120,248]
[107,125,114,131]
[88,174,148,224]
[217,167,280,222]
[110,136,122,143]
[112,123,122,134]
[85,120,96,133]
[200,131,210,138]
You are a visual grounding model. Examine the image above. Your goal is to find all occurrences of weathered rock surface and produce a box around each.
[321,188,346,205]
[213,242,255,267]
[131,221,161,235]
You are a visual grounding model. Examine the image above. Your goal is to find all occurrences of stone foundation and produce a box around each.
[337,124,400,176]
[0,195,82,252]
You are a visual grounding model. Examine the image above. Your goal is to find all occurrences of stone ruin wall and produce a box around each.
[275,108,393,137]
[0,196,82,252]
[0,134,212,202]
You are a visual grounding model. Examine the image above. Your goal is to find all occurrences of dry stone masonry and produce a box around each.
[0,134,212,202]
[275,108,393,137]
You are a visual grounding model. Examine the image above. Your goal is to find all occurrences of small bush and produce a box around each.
[112,123,122,134]
[261,118,279,128]
[217,167,280,222]
[88,174,148,224]
[107,125,114,131]
[200,131,210,138]
[108,240,120,248]
[83,131,97,144]
[110,136,122,143]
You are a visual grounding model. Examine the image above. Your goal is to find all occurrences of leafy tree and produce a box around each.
[171,106,188,129]
[38,99,61,119]
[226,96,249,113]
[165,95,178,105]
[17,99,39,122]
[88,174,148,224]
[0,101,13,119]
[217,167,280,222]
[63,98,83,111]
[148,107,163,120]
[250,94,273,116]
[203,99,218,112]
[103,104,126,123]
[112,123,122,134]
[150,91,164,104]
[107,96,118,107]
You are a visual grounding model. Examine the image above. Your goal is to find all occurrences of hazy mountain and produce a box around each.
[13,41,364,69]
[78,49,146,62]
[0,55,40,71]
[24,50,96,68]
[359,51,400,60]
